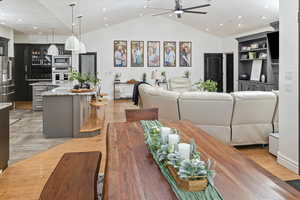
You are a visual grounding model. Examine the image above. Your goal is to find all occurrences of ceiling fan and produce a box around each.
[148,0,210,18]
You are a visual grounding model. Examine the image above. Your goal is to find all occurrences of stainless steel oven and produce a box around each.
[52,55,72,67]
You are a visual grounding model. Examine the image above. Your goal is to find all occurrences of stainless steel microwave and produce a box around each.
[52,55,72,67]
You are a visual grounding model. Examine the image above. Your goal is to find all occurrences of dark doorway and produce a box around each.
[79,52,97,76]
[226,53,234,93]
[204,53,223,92]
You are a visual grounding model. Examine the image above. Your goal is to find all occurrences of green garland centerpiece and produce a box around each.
[142,121,219,195]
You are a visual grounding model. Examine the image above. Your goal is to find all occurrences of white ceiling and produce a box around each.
[0,0,279,37]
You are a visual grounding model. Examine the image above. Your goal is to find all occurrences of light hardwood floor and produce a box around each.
[0,100,299,199]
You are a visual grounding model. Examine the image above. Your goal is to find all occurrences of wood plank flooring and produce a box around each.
[0,100,299,200]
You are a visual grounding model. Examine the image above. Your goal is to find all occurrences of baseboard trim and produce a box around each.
[277,152,299,173]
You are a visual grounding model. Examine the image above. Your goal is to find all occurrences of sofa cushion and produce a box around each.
[231,91,276,125]
[179,92,233,126]
[169,77,192,92]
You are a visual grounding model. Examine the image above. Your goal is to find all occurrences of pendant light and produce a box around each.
[65,3,80,51]
[48,28,59,56]
[75,15,87,54]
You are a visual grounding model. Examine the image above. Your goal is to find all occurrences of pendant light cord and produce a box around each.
[71,5,74,34]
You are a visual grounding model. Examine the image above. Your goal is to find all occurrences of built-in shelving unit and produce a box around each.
[236,29,279,91]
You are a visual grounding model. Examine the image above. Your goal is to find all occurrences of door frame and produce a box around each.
[225,53,234,93]
[78,52,97,76]
[204,53,223,92]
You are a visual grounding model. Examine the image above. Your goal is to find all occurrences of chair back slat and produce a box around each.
[125,108,159,122]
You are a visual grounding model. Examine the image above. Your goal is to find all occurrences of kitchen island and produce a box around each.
[0,103,11,172]
[42,86,105,138]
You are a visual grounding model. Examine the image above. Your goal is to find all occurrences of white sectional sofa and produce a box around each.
[139,85,180,121]
[138,84,279,146]
[230,91,276,145]
[178,92,234,144]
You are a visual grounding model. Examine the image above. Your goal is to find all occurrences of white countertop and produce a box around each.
[41,86,96,96]
[0,103,12,110]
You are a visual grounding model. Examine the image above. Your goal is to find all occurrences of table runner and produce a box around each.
[141,120,223,200]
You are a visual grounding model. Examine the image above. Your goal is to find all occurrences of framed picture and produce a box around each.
[163,41,176,67]
[114,40,127,67]
[131,41,144,67]
[179,41,192,67]
[147,41,160,67]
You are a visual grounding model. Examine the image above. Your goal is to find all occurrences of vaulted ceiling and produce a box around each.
[0,0,279,37]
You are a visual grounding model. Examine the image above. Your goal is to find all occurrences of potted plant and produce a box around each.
[195,80,218,92]
[184,70,190,79]
[69,70,92,89]
[142,73,147,82]
[161,71,167,83]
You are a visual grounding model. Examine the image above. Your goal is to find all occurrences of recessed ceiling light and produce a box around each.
[33,26,38,30]
[17,18,23,22]
[264,5,269,9]
[105,24,109,27]
[205,28,209,31]
[261,16,267,20]
[219,23,223,26]
[104,17,108,20]
[102,8,107,12]
[238,23,242,28]
[238,16,242,19]
[169,14,173,17]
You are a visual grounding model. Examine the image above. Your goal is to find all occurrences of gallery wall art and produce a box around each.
[163,41,176,67]
[179,41,192,67]
[147,41,160,67]
[113,40,192,68]
[131,41,144,67]
[114,40,127,67]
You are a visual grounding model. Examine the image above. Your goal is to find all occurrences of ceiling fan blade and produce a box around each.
[184,11,207,14]
[152,11,174,17]
[147,7,173,11]
[182,4,211,11]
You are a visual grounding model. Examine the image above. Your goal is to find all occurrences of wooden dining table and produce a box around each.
[103,120,300,200]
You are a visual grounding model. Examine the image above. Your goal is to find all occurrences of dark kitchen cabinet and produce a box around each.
[14,43,69,101]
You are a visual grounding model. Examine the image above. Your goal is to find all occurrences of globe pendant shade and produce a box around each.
[65,35,80,51]
[74,42,87,54]
[47,44,59,56]
[79,42,87,54]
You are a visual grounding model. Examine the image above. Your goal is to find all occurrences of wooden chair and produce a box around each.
[125,108,159,122]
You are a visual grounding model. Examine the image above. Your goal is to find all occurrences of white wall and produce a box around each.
[221,27,274,91]
[14,34,68,44]
[277,0,299,173]
[0,25,14,57]
[82,16,222,98]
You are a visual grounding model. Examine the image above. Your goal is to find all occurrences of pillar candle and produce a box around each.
[168,134,180,145]
[160,127,171,143]
[178,143,191,160]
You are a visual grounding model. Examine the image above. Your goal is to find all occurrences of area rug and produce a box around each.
[286,179,300,191]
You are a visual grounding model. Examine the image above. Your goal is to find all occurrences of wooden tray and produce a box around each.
[167,165,208,192]
[70,89,95,93]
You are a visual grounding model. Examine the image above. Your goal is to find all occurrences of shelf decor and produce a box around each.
[141,120,223,199]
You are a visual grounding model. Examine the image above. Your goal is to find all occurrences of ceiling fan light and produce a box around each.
[65,35,80,51]
[174,10,183,14]
[47,44,59,56]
